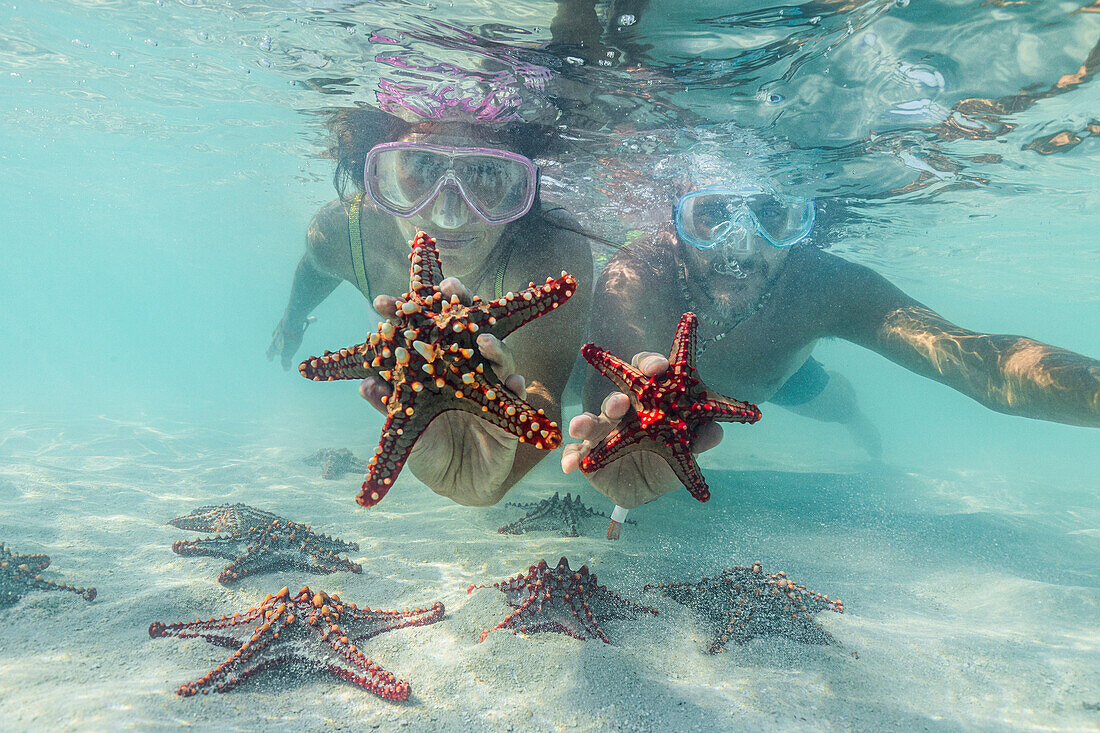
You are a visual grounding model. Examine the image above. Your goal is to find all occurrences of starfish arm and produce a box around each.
[171,536,246,561]
[319,632,411,701]
[450,370,562,450]
[304,534,359,555]
[579,425,658,472]
[665,438,711,502]
[298,343,375,382]
[479,593,539,641]
[158,601,296,697]
[695,394,762,425]
[358,398,438,507]
[480,274,578,339]
[149,603,267,648]
[579,343,647,396]
[593,587,661,621]
[303,554,363,575]
[669,312,699,372]
[217,544,283,584]
[707,607,747,653]
[562,495,580,537]
[343,602,445,642]
[16,553,51,572]
[407,231,445,297]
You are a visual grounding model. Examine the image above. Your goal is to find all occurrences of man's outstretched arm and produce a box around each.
[827,257,1100,427]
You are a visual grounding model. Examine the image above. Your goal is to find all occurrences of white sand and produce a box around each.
[0,409,1097,732]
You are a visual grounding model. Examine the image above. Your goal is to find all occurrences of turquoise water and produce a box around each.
[1,1,1098,730]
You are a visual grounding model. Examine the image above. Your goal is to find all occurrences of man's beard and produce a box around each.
[704,253,771,320]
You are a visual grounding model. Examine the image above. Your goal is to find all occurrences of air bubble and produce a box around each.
[766,93,783,104]
[144,39,158,47]
[259,58,271,67]
[565,56,584,65]
[259,35,271,51]
[895,0,909,6]
[618,14,636,26]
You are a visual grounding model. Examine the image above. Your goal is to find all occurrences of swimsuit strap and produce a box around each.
[347,193,372,302]
[492,203,568,298]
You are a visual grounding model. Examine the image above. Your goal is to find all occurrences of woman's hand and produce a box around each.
[267,316,317,370]
[561,352,724,509]
[359,278,528,507]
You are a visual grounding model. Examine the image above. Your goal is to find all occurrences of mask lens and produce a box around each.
[675,188,815,249]
[366,143,537,224]
[368,147,445,212]
[678,193,739,248]
[748,193,814,247]
[452,154,529,219]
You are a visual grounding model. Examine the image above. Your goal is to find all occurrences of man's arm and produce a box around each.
[823,254,1100,427]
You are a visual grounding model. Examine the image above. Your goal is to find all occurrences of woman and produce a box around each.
[270,107,593,506]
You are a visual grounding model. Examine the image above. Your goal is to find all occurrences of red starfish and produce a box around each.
[149,585,444,700]
[468,557,657,643]
[579,312,762,502]
[300,231,577,507]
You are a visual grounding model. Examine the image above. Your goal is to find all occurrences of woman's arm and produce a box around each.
[268,206,348,369]
[825,255,1100,427]
[497,219,595,491]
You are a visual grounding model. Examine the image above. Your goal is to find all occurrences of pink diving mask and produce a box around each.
[364,142,538,225]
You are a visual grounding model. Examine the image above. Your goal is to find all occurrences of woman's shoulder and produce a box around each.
[307,198,352,249]
[302,198,358,277]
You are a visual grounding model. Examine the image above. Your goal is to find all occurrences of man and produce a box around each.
[562,182,1100,511]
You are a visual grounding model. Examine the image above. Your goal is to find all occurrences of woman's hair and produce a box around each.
[322,105,558,201]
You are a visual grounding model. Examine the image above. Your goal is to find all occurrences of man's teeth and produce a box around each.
[715,257,748,279]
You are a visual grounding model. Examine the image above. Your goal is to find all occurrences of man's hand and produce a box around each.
[267,316,316,370]
[359,278,528,507]
[561,352,724,509]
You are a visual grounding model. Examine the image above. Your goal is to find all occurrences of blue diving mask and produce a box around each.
[674,185,816,251]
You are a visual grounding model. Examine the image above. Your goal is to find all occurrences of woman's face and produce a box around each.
[386,125,513,276]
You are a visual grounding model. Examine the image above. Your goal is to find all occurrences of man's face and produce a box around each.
[682,230,793,318]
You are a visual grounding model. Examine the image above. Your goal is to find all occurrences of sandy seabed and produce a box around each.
[0,410,1097,733]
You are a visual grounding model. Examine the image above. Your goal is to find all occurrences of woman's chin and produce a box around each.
[433,234,479,250]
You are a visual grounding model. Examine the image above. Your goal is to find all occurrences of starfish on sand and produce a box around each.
[469,557,657,643]
[580,311,762,502]
[300,231,577,508]
[1,542,96,605]
[643,561,844,653]
[168,503,361,585]
[149,585,444,700]
[303,448,367,480]
[498,492,633,537]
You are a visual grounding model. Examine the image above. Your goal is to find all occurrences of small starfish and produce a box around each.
[168,503,361,584]
[469,557,657,643]
[643,561,844,653]
[580,311,762,502]
[498,492,633,537]
[302,448,368,480]
[300,231,576,508]
[1,542,96,605]
[149,585,444,700]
